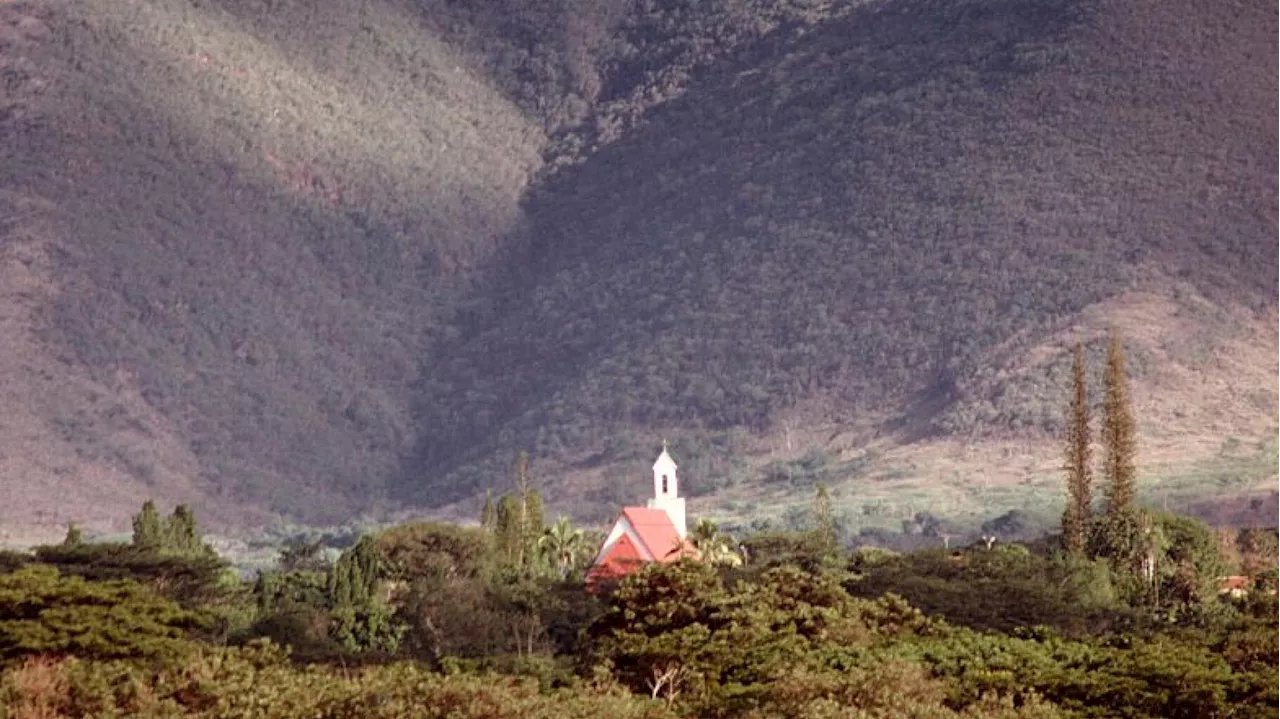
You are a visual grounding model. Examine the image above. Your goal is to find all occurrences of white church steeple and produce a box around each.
[646,440,687,537]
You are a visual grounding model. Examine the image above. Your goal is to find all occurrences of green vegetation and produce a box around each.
[1,499,1276,718]
[1100,332,1138,517]
[1061,342,1092,554]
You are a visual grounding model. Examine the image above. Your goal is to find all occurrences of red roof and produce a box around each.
[1220,575,1252,592]
[585,507,693,589]
[586,533,648,586]
[621,507,687,562]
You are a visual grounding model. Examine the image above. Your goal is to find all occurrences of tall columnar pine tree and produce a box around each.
[491,451,546,570]
[1061,341,1093,553]
[1101,329,1137,515]
[165,504,203,555]
[62,522,84,547]
[812,484,838,555]
[132,500,166,551]
[480,488,496,533]
[329,535,381,608]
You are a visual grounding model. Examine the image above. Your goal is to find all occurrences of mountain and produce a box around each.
[0,0,1274,541]
[406,0,1278,522]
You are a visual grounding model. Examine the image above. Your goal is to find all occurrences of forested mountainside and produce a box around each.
[0,0,1274,538]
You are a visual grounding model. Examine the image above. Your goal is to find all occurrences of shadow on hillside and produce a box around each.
[402,0,1106,504]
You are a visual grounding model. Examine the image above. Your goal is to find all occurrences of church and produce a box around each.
[585,444,696,588]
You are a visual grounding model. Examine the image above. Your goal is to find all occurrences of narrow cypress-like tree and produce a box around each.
[132,500,165,551]
[1061,341,1093,553]
[514,452,531,567]
[480,488,496,533]
[494,494,523,564]
[62,523,84,547]
[329,535,380,608]
[812,484,837,554]
[1101,329,1137,515]
[166,504,202,555]
[523,490,545,549]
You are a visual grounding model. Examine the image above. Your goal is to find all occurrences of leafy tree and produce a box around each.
[1088,509,1162,603]
[1062,340,1093,553]
[846,547,1123,636]
[1100,330,1137,515]
[330,602,405,655]
[688,518,742,568]
[524,490,547,555]
[61,524,83,548]
[31,542,231,609]
[982,509,1038,540]
[1236,528,1278,580]
[250,569,333,655]
[590,559,727,702]
[323,535,406,654]
[1150,512,1227,609]
[0,565,206,661]
[739,530,831,572]
[539,517,589,579]
[377,522,495,584]
[131,500,165,551]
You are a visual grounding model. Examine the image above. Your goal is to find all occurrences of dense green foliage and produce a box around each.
[0,565,206,662]
[2,500,1275,718]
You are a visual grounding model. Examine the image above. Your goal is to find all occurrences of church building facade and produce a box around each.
[585,445,694,587]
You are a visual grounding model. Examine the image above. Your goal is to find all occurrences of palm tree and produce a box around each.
[688,518,743,568]
[538,517,587,579]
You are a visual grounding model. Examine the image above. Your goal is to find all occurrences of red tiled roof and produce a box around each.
[585,507,696,591]
[586,533,648,586]
[622,507,686,562]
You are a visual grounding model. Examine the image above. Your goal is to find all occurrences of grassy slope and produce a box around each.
[406,0,1277,524]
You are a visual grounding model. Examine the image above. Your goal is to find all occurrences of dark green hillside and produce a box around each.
[406,0,1277,509]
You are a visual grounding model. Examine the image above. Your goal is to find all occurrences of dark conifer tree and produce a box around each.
[166,504,202,555]
[480,488,496,533]
[1061,341,1093,553]
[813,484,838,554]
[1101,329,1137,515]
[62,523,83,547]
[132,500,165,551]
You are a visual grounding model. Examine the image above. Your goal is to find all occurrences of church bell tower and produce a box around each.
[646,442,687,537]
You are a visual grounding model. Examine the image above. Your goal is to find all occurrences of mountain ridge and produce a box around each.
[0,0,1274,541]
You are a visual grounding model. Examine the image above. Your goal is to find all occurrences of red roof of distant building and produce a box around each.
[585,507,696,590]
[586,533,648,586]
[622,507,687,562]
[1220,575,1252,592]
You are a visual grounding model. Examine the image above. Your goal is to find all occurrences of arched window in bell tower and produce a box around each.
[661,475,669,494]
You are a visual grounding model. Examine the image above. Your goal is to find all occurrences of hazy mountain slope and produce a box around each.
[0,0,1274,537]
[405,0,1277,517]
[0,0,544,534]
